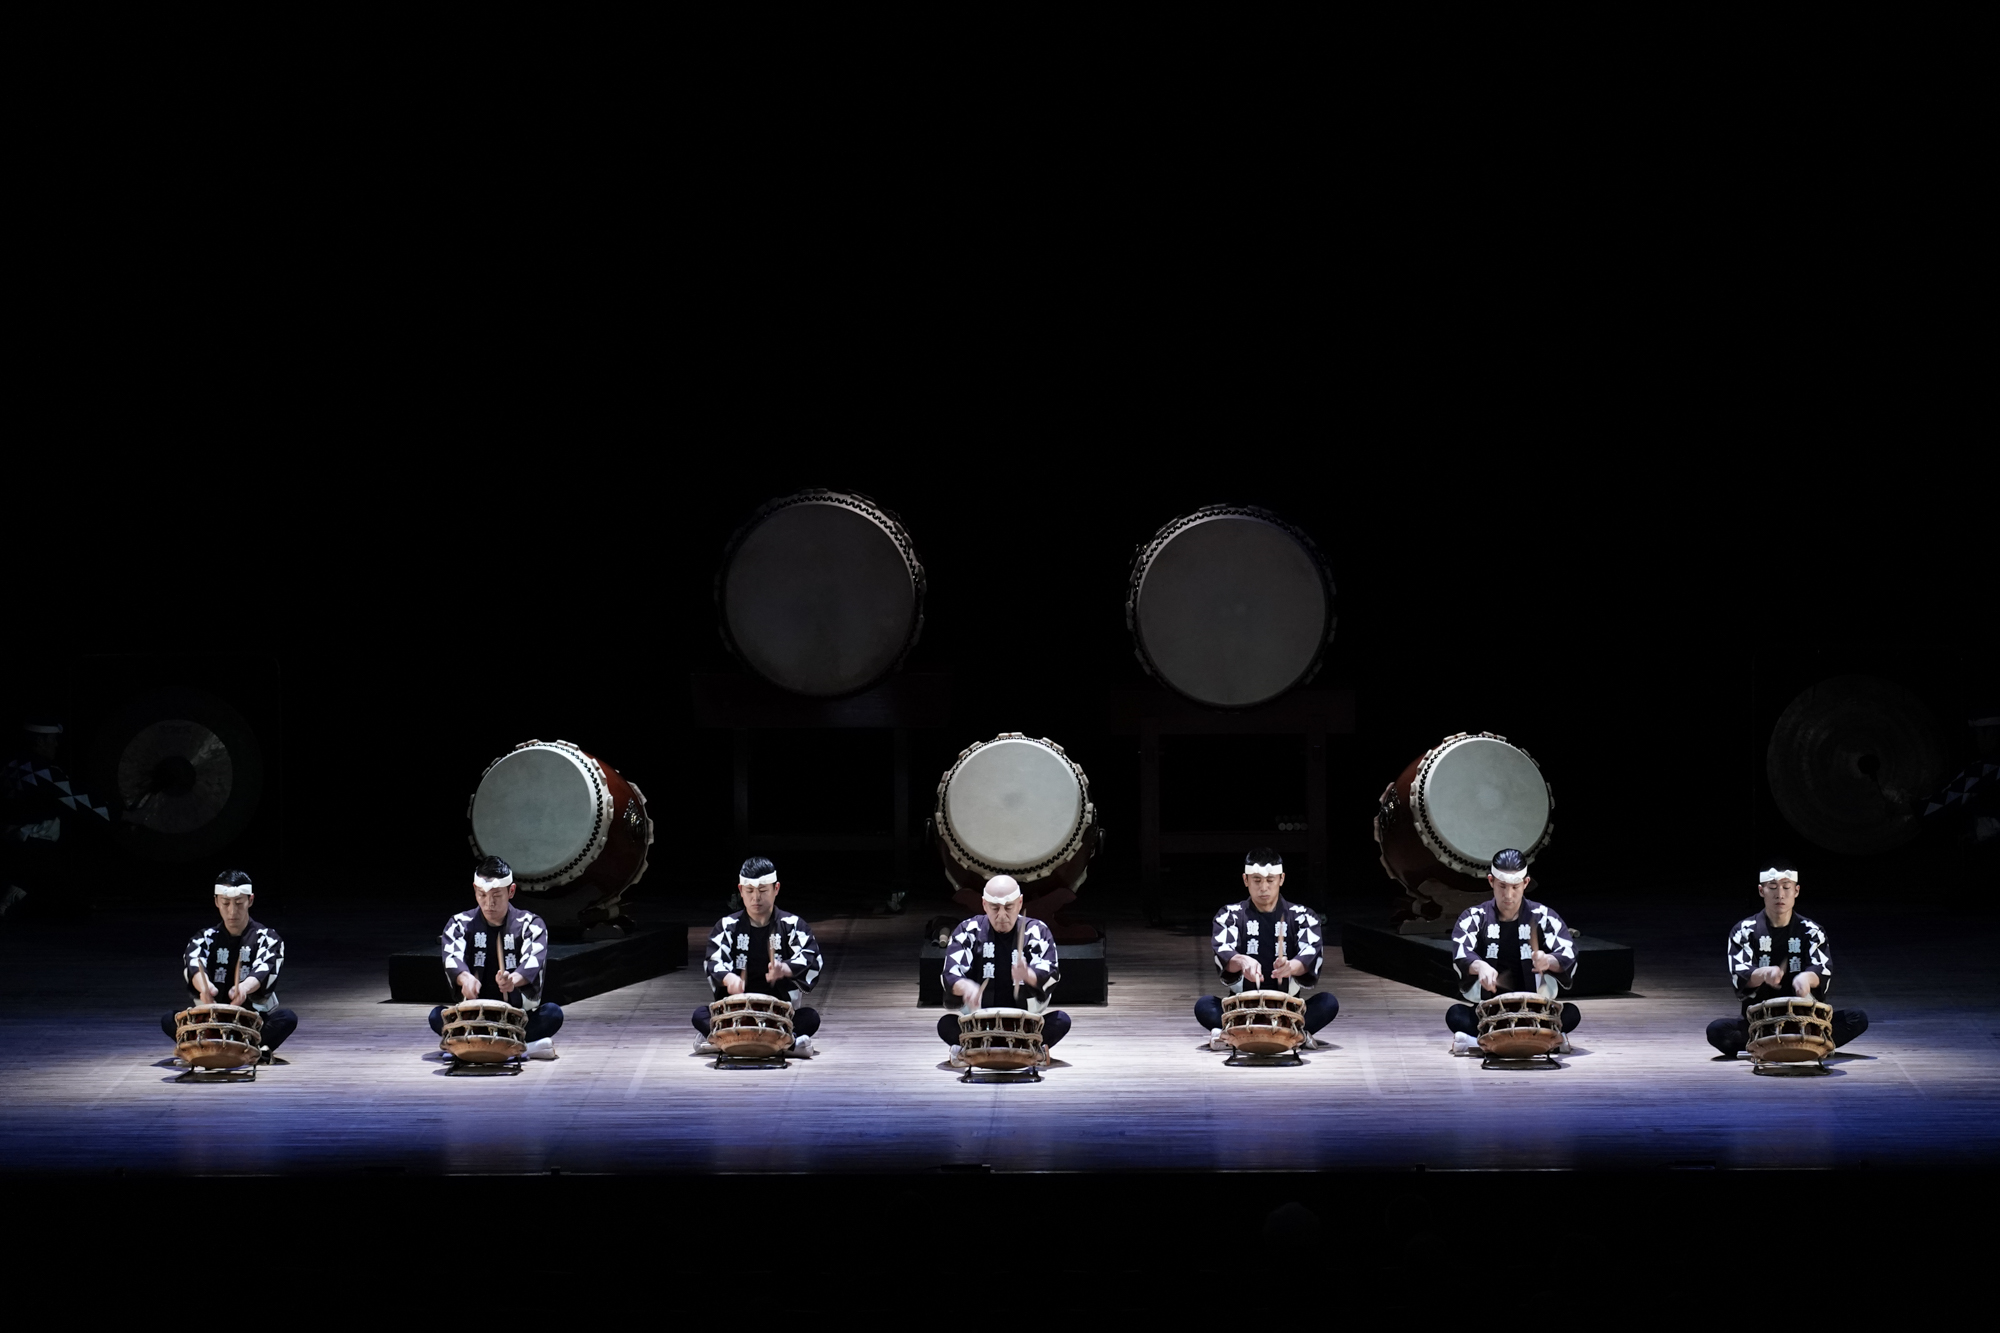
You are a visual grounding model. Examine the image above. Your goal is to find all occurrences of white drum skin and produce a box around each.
[1411,734,1553,878]
[934,734,1097,890]
[471,743,609,884]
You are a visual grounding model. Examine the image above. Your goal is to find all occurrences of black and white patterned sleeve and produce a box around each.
[183,929,215,993]
[1450,906,1486,984]
[514,913,548,987]
[1288,905,1325,986]
[1532,904,1578,988]
[442,913,470,980]
[1727,916,1757,995]
[942,918,980,1000]
[705,917,740,992]
[1023,919,1059,998]
[1211,904,1242,978]
[1804,918,1832,997]
[247,927,283,991]
[785,916,824,993]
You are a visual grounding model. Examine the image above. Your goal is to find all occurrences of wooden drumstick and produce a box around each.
[769,929,782,985]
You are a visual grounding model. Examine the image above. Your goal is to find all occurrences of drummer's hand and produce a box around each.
[953,978,982,1009]
[1532,950,1559,975]
[1011,959,1036,985]
[1270,958,1307,981]
[765,959,793,984]
[457,971,481,1001]
[228,976,259,1005]
[1473,961,1500,993]
[1749,965,1783,989]
[722,973,745,996]
[193,972,217,1003]
[1793,971,1819,998]
[495,970,518,994]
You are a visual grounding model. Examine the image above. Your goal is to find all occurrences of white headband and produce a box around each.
[739,872,777,887]
[983,880,1022,905]
[474,871,514,890]
[1758,868,1798,884]
[213,882,252,898]
[1489,866,1527,885]
[1244,863,1283,877]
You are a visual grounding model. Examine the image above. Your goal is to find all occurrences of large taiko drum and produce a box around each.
[958,1008,1045,1070]
[1475,991,1564,1058]
[468,739,654,929]
[716,489,926,698]
[1746,996,1835,1065]
[440,999,528,1064]
[708,992,795,1057]
[934,734,1098,899]
[1126,504,1337,709]
[174,1003,264,1069]
[1375,732,1554,923]
[1219,989,1307,1056]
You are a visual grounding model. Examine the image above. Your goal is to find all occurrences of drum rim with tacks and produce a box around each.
[1474,990,1564,1058]
[708,991,796,1057]
[714,487,927,699]
[440,998,529,1064]
[174,1002,265,1069]
[1219,988,1308,1055]
[1375,731,1555,925]
[957,1007,1046,1070]
[467,738,654,911]
[1745,996,1835,1063]
[933,733,1098,896]
[1125,503,1338,710]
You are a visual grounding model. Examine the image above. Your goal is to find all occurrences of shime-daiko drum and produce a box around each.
[1126,504,1336,709]
[1745,996,1835,1067]
[933,734,1099,905]
[1374,732,1554,931]
[174,1003,263,1070]
[716,489,926,698]
[707,993,795,1058]
[1218,989,1307,1056]
[439,999,528,1065]
[468,739,653,936]
[957,1009,1045,1071]
[1474,992,1564,1060]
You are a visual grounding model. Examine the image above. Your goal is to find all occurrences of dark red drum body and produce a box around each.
[1375,732,1554,928]
[468,739,654,932]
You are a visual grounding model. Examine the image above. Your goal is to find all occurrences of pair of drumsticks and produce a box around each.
[1243,929,1287,990]
[738,930,786,987]
[968,920,1029,1013]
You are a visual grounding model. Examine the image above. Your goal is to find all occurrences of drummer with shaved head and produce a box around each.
[433,856,561,1059]
[1446,849,1580,1054]
[694,856,825,1057]
[1197,849,1337,1051]
[939,875,1070,1067]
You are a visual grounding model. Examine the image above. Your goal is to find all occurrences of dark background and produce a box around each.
[8,75,1988,931]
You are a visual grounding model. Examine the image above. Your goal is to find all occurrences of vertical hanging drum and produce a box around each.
[1126,504,1336,709]
[716,489,926,698]
[933,734,1099,900]
[1374,732,1553,929]
[468,739,654,934]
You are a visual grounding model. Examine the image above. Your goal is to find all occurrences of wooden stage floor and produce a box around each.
[3,893,1996,1178]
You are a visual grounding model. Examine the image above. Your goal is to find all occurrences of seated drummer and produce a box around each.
[160,870,297,1062]
[1446,848,1580,1055]
[938,874,1069,1067]
[431,856,560,1060]
[1196,848,1338,1050]
[694,856,823,1057]
[1706,861,1868,1058]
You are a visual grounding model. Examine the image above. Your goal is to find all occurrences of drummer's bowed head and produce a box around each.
[213,869,254,903]
[738,856,779,889]
[473,855,516,896]
[1487,848,1530,888]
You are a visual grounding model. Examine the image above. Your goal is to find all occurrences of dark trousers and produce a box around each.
[1195,991,1339,1035]
[162,1007,297,1053]
[1447,1001,1580,1035]
[1706,1009,1868,1055]
[694,1004,820,1038]
[428,1003,564,1041]
[939,1009,1070,1048]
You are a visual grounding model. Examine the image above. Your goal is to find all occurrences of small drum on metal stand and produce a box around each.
[440,999,529,1071]
[1219,989,1308,1061]
[708,992,796,1064]
[1745,996,1835,1070]
[174,1003,264,1075]
[957,1008,1045,1080]
[934,734,1099,913]
[469,739,654,937]
[1375,732,1554,933]
[1475,991,1565,1066]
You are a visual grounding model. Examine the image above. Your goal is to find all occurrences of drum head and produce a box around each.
[944,738,1083,871]
[720,495,922,698]
[1419,738,1551,869]
[471,745,602,880]
[1130,509,1334,708]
